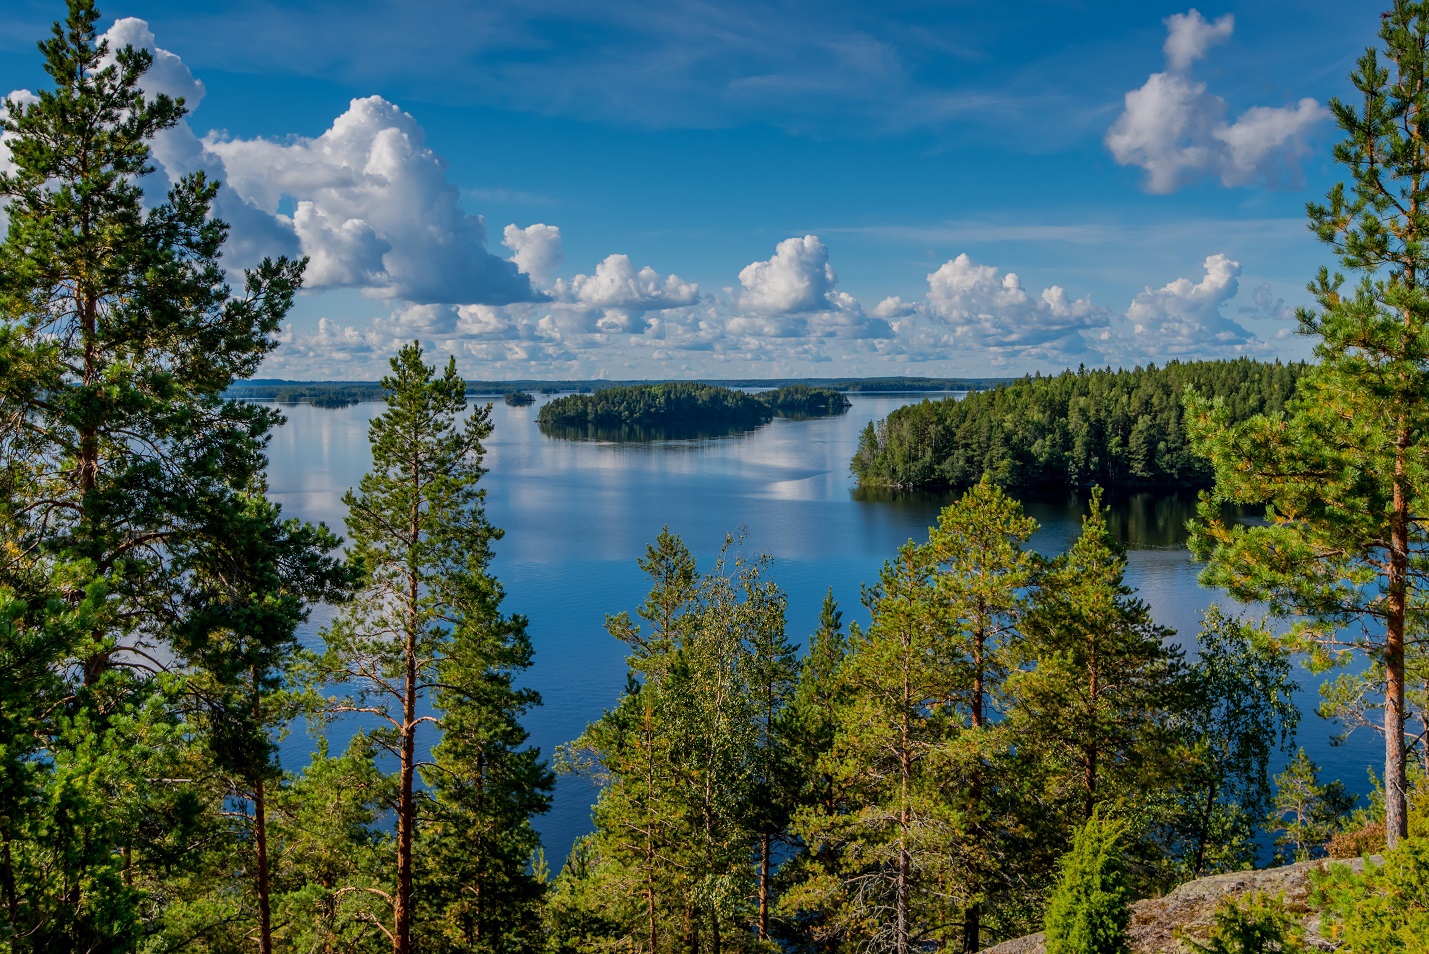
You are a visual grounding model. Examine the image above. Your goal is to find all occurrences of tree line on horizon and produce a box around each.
[5,1,1429,952]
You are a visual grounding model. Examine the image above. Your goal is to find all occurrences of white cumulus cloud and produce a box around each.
[737,235,838,315]
[920,253,1108,359]
[1123,253,1257,356]
[1106,9,1326,193]
[503,223,563,289]
[550,253,700,333]
[207,96,539,304]
[1163,9,1234,72]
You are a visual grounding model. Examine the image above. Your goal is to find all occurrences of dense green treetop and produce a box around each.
[852,359,1304,490]
[753,385,851,417]
[537,381,775,432]
[1188,0,1429,847]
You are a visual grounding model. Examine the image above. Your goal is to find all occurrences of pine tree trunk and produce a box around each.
[1385,432,1410,848]
[394,557,419,954]
[1,826,18,936]
[897,666,911,954]
[962,904,980,954]
[758,831,771,940]
[250,668,275,954]
[254,775,274,954]
[80,287,105,686]
[963,628,986,954]
[1084,646,1100,821]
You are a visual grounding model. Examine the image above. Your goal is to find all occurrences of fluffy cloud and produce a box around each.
[71,19,543,305]
[737,235,838,314]
[725,236,892,341]
[920,253,1108,358]
[97,20,304,268]
[1162,9,1234,71]
[503,224,563,289]
[1123,253,1257,356]
[549,254,700,333]
[1106,10,1326,193]
[0,91,38,233]
[556,254,698,311]
[207,96,539,304]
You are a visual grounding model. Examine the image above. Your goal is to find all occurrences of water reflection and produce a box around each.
[537,421,765,442]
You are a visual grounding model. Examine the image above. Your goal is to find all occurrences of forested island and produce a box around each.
[535,382,850,439]
[503,389,536,406]
[756,383,852,417]
[537,382,775,433]
[7,3,1429,954]
[852,358,1304,490]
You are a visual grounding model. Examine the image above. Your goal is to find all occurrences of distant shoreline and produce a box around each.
[227,376,998,405]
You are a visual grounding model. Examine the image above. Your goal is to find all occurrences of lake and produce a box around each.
[263,391,1379,863]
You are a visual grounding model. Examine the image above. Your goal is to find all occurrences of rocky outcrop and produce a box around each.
[980,857,1375,953]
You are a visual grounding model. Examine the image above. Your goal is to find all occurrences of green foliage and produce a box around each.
[1189,0,1429,845]
[787,480,1042,952]
[0,3,341,950]
[504,389,536,406]
[1168,609,1300,877]
[553,529,790,952]
[320,342,550,952]
[537,382,774,435]
[1042,813,1131,954]
[753,385,851,417]
[1271,751,1356,864]
[1012,489,1185,823]
[1185,893,1304,954]
[1313,836,1429,951]
[852,360,1303,490]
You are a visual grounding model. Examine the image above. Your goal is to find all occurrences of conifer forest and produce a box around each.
[5,1,1429,952]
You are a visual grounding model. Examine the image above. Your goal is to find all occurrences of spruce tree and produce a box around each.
[1189,0,1429,846]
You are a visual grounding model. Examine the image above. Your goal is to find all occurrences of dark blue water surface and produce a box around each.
[263,392,1379,864]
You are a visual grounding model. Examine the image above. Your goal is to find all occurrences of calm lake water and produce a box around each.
[263,392,1378,863]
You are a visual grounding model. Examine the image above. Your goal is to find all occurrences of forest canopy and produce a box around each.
[535,382,851,438]
[851,359,1305,490]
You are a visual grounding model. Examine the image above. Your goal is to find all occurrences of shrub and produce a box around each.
[1044,814,1131,954]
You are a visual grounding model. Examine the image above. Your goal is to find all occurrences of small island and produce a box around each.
[537,382,773,437]
[503,390,535,406]
[755,384,851,417]
[535,381,854,440]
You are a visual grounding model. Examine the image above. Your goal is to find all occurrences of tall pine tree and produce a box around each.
[321,342,549,954]
[0,2,339,947]
[1189,0,1429,846]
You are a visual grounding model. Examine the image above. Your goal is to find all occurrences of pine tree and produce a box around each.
[0,2,336,947]
[776,590,850,951]
[321,342,547,954]
[796,542,964,954]
[1188,0,1429,846]
[1270,751,1354,863]
[1012,489,1184,823]
[921,477,1039,953]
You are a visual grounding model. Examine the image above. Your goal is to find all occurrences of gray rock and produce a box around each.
[979,857,1376,954]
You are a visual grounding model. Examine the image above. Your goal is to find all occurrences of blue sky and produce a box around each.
[0,0,1381,380]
